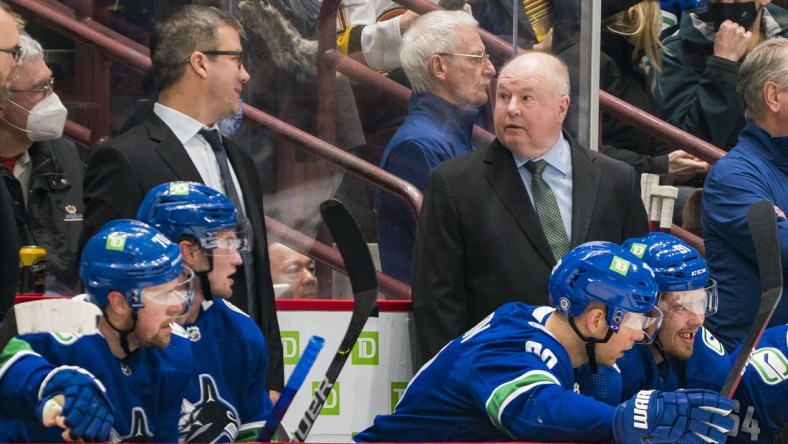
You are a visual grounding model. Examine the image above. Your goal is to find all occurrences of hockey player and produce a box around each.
[577,232,730,404]
[727,324,788,444]
[0,219,195,442]
[355,241,734,443]
[137,181,273,442]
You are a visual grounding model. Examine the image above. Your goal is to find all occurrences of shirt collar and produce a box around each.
[511,132,571,176]
[153,103,217,145]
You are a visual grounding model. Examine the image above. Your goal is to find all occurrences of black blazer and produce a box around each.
[411,135,649,363]
[82,113,284,390]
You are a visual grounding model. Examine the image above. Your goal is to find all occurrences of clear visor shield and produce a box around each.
[660,278,718,317]
[203,218,253,256]
[620,306,664,344]
[139,267,195,318]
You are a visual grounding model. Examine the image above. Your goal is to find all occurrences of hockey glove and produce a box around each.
[36,365,114,442]
[612,389,734,444]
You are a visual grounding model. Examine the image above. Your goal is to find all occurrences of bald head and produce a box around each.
[493,52,571,157]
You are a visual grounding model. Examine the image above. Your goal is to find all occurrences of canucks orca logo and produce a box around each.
[108,407,154,442]
[179,374,240,442]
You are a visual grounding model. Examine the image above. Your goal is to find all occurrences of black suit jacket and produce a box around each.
[411,135,649,363]
[82,114,284,390]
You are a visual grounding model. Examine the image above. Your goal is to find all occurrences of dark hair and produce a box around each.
[150,5,244,92]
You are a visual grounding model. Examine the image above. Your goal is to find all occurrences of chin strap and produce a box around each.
[568,314,614,373]
[200,253,215,301]
[102,307,138,360]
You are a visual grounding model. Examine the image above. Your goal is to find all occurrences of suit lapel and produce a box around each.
[484,140,556,265]
[145,114,203,182]
[569,143,601,246]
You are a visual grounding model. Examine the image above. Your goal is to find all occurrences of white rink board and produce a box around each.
[277,305,416,442]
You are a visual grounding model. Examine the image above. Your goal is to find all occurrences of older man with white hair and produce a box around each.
[374,10,495,285]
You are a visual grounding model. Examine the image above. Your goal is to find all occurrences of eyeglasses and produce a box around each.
[438,52,490,64]
[0,45,21,63]
[196,50,244,69]
[10,77,54,98]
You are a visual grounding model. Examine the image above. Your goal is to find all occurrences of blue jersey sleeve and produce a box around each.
[0,337,54,420]
[469,347,616,442]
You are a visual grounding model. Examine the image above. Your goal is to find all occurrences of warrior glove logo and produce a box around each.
[633,390,653,430]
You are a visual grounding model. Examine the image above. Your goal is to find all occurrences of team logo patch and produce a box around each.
[185,326,202,342]
[63,204,83,222]
[110,407,154,442]
[180,374,240,442]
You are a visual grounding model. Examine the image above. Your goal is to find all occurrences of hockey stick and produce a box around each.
[775,424,788,444]
[258,335,325,441]
[721,200,783,397]
[291,199,379,442]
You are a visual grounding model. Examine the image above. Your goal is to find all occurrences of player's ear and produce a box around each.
[584,307,607,336]
[106,291,130,315]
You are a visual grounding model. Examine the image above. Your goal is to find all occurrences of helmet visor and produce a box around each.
[139,266,195,317]
[204,218,253,255]
[659,278,718,316]
[621,306,663,344]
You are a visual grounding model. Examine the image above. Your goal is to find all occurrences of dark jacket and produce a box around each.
[1,138,84,294]
[557,31,671,175]
[82,113,284,390]
[411,133,649,363]
[654,4,788,149]
[0,177,18,316]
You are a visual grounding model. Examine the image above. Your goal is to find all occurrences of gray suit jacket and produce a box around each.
[82,113,284,389]
[412,134,649,363]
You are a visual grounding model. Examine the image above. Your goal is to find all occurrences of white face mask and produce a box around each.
[4,92,67,141]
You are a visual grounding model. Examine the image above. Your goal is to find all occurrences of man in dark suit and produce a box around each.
[82,5,283,396]
[412,51,649,363]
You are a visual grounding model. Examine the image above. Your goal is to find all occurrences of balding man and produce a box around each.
[411,51,649,363]
[0,0,21,315]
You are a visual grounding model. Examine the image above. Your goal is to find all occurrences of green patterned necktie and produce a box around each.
[525,160,570,260]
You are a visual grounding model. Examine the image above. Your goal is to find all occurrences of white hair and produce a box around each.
[18,31,44,62]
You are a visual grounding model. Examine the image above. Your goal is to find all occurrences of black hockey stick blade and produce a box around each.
[721,200,783,397]
[291,199,378,442]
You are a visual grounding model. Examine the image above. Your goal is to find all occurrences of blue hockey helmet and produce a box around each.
[80,219,190,310]
[549,241,661,340]
[136,181,251,254]
[623,232,717,315]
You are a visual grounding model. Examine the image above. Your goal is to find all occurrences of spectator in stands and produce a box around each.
[0,0,20,317]
[469,0,552,53]
[268,242,318,299]
[0,220,194,442]
[137,182,272,442]
[0,33,84,295]
[576,232,728,406]
[81,5,284,399]
[411,51,649,363]
[701,37,788,352]
[356,242,733,443]
[375,10,495,284]
[653,0,788,150]
[555,0,708,223]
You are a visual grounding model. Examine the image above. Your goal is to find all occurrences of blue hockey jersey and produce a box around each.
[0,326,194,442]
[178,298,273,442]
[728,325,788,444]
[578,326,730,404]
[355,303,617,442]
